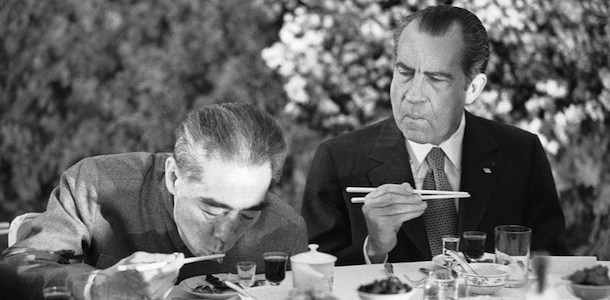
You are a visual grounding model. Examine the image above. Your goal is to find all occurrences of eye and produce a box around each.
[201,205,226,217]
[398,69,414,78]
[427,73,451,83]
[203,209,222,217]
[239,211,258,220]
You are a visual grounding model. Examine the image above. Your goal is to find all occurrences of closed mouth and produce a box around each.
[404,113,425,120]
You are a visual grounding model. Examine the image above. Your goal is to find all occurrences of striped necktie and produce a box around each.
[422,147,458,256]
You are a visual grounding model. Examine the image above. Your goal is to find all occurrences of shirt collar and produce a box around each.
[406,112,466,170]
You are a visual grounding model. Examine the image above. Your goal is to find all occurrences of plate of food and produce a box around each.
[357,277,417,300]
[178,273,265,299]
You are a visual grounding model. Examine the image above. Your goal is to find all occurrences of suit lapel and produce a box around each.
[366,119,430,257]
[458,112,504,232]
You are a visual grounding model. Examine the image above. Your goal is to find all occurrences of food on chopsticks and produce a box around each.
[567,265,610,286]
[192,274,232,294]
[358,277,412,294]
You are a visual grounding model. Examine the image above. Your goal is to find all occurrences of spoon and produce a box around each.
[419,267,458,278]
[447,250,479,275]
[385,262,426,287]
[384,262,401,280]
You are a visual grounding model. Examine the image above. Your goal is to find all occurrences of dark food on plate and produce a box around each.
[568,265,610,286]
[358,277,412,294]
[193,274,232,294]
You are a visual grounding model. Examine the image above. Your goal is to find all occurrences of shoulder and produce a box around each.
[68,152,169,180]
[318,118,394,151]
[260,193,305,229]
[466,112,540,145]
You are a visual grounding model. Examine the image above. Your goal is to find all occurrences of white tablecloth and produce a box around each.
[167,256,605,299]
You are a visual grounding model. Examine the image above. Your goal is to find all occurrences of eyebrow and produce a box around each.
[199,197,271,211]
[395,62,454,80]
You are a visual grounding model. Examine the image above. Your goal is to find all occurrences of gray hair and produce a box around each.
[393,5,490,84]
[173,103,287,182]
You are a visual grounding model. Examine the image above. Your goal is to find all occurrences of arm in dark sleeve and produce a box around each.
[524,136,569,255]
[301,143,367,265]
[0,159,99,299]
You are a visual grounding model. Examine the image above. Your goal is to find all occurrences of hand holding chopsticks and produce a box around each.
[346,187,470,204]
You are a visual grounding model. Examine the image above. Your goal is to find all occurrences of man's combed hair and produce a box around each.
[393,5,490,84]
[174,103,287,182]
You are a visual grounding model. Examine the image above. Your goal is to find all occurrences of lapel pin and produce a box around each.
[483,168,492,174]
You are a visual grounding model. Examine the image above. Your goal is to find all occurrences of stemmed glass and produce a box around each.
[237,261,257,288]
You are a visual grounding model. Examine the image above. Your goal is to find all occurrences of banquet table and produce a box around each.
[167,256,608,300]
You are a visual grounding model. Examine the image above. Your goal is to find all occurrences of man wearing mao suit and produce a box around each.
[301,5,568,265]
[0,103,308,299]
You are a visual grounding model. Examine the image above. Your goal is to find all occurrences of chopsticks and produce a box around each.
[224,280,258,300]
[117,253,226,271]
[346,187,470,204]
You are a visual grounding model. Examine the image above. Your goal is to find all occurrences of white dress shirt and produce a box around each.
[363,113,466,264]
[406,113,465,210]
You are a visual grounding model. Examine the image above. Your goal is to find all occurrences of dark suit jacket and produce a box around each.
[0,153,308,300]
[302,111,568,266]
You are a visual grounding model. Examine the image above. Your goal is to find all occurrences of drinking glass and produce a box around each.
[423,269,456,300]
[442,235,460,263]
[42,286,71,300]
[263,252,288,286]
[237,261,257,288]
[495,225,531,288]
[463,231,487,261]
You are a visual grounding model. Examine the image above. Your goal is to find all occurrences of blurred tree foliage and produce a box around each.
[1,0,609,259]
[0,0,287,217]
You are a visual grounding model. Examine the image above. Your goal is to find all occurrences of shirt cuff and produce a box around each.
[83,270,100,300]
[362,236,388,264]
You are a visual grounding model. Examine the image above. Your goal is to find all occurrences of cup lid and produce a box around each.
[290,244,337,264]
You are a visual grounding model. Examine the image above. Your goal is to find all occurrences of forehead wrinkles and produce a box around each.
[399,25,464,78]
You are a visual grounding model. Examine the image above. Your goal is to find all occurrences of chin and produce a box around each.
[402,130,429,143]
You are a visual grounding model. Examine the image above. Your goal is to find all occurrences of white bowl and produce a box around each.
[457,263,512,295]
[567,282,610,300]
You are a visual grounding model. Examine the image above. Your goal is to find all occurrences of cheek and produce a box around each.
[231,215,259,236]
[390,76,406,97]
[175,200,209,232]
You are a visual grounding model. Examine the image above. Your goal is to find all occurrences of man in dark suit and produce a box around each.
[301,5,568,266]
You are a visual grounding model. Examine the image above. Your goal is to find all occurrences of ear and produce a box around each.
[465,73,487,105]
[165,156,179,196]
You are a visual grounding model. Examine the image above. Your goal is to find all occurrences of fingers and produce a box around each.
[359,183,427,259]
[365,182,414,198]
[363,183,422,207]
[106,252,183,299]
[361,183,427,228]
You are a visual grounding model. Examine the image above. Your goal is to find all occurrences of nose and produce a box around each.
[213,213,239,243]
[403,74,426,103]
